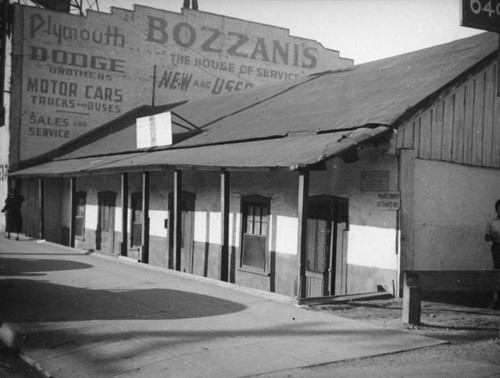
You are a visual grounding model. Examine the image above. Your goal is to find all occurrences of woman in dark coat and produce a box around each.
[2,189,24,240]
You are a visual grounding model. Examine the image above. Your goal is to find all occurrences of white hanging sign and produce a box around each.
[136,112,172,149]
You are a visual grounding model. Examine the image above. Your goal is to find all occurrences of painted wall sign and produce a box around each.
[11,4,353,163]
[376,192,400,210]
[461,0,500,32]
[360,171,389,191]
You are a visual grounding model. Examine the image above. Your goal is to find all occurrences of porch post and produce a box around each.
[173,169,182,271]
[69,177,76,248]
[297,169,309,299]
[121,173,128,256]
[220,169,230,282]
[141,171,150,263]
[38,177,45,240]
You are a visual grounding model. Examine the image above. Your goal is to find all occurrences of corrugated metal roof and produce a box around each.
[10,32,498,177]
[12,127,390,176]
[46,32,498,161]
[170,32,497,147]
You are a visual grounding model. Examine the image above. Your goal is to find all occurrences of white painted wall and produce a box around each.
[85,204,98,231]
[54,151,400,294]
[274,215,298,255]
[413,158,500,269]
[348,224,398,269]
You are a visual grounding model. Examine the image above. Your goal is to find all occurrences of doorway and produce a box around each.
[168,192,196,273]
[305,195,348,297]
[96,191,116,255]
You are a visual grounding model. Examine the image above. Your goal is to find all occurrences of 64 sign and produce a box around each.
[462,0,500,96]
[462,0,500,32]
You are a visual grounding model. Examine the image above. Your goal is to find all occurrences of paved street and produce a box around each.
[0,236,445,377]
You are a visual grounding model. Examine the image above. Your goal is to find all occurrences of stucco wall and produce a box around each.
[229,170,299,295]
[148,170,174,267]
[74,174,121,254]
[184,169,300,295]
[48,148,399,297]
[413,158,500,270]
[321,150,400,294]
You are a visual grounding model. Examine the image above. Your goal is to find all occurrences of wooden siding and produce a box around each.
[397,62,500,168]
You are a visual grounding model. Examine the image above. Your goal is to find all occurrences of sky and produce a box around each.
[89,0,484,64]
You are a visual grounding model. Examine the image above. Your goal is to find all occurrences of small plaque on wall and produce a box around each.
[376,192,401,210]
[361,171,389,191]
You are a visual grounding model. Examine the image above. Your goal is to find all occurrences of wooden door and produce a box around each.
[96,191,116,255]
[168,192,195,273]
[306,203,332,297]
[306,196,349,297]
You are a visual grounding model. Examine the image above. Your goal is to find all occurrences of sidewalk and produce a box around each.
[0,236,446,378]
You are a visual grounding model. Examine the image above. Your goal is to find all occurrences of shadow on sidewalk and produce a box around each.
[0,257,93,276]
[0,278,247,322]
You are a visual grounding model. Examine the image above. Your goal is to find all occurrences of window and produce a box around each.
[241,195,270,272]
[131,192,143,247]
[74,191,86,240]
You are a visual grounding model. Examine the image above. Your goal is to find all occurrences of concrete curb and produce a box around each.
[0,322,53,377]
[0,322,21,349]
[19,352,52,378]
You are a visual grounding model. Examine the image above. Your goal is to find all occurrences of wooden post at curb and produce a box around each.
[402,272,421,325]
[402,270,500,326]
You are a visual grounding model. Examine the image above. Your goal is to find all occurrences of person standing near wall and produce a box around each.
[1,189,24,240]
[484,199,500,308]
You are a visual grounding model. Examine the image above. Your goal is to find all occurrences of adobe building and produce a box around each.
[0,2,352,232]
[10,32,500,298]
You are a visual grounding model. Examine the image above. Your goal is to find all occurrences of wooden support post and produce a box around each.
[173,169,182,271]
[38,177,45,240]
[297,169,309,299]
[220,170,230,282]
[121,173,128,256]
[497,35,500,96]
[141,172,150,264]
[69,177,76,248]
[399,149,416,297]
[6,177,13,194]
[402,272,421,325]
